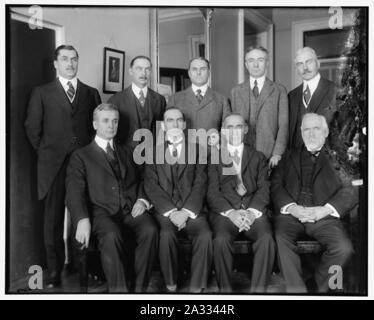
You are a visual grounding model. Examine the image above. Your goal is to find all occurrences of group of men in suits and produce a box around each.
[24,43,356,293]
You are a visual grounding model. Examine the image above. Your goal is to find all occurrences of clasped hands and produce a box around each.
[169,209,190,231]
[288,204,332,223]
[227,209,257,232]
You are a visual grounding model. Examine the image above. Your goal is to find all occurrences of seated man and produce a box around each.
[271,113,356,293]
[207,113,275,293]
[66,103,158,293]
[144,107,212,293]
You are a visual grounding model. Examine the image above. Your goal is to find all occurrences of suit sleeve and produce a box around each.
[272,85,289,157]
[221,96,232,126]
[325,83,337,124]
[66,151,90,227]
[230,87,237,112]
[94,88,102,107]
[270,153,296,213]
[24,87,43,151]
[144,163,176,214]
[328,185,358,218]
[207,164,233,213]
[248,153,270,212]
[183,163,207,215]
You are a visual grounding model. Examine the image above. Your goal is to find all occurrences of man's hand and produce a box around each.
[288,204,315,223]
[269,155,282,169]
[131,200,147,218]
[227,210,247,230]
[169,210,189,230]
[76,218,91,250]
[308,206,332,221]
[239,210,257,232]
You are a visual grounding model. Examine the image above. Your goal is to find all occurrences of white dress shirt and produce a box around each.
[132,83,148,99]
[94,135,151,209]
[249,75,266,95]
[220,143,262,219]
[59,76,77,102]
[191,83,208,97]
[302,73,321,108]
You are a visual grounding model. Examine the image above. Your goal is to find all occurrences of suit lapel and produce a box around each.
[126,87,141,128]
[256,78,274,120]
[312,148,326,182]
[90,141,116,178]
[186,87,200,110]
[114,143,127,180]
[241,145,255,176]
[198,87,213,110]
[241,82,251,119]
[52,79,72,114]
[308,77,329,113]
[71,80,83,115]
[161,144,173,183]
[290,149,302,180]
[177,142,188,179]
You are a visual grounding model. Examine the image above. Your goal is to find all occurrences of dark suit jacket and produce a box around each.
[288,76,336,149]
[25,79,101,199]
[207,144,270,214]
[167,86,231,131]
[144,142,207,216]
[271,147,357,218]
[231,78,288,159]
[108,86,166,148]
[66,140,146,227]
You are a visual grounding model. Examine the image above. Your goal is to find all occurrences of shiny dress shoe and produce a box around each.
[166,284,177,293]
[46,272,61,289]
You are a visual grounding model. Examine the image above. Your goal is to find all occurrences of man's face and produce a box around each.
[163,109,186,142]
[295,50,320,81]
[129,58,151,88]
[54,49,79,79]
[93,110,119,140]
[301,115,327,151]
[245,49,268,79]
[222,115,248,146]
[188,59,210,87]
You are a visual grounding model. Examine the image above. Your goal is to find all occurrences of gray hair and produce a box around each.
[295,47,318,63]
[301,113,329,135]
[93,103,119,121]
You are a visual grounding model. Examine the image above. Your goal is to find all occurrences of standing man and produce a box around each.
[66,103,157,293]
[25,45,101,288]
[167,57,231,133]
[231,46,288,168]
[271,113,356,293]
[288,47,336,150]
[207,113,275,293]
[108,55,166,149]
[144,108,212,293]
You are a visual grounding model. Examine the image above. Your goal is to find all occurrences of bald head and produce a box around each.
[301,113,329,151]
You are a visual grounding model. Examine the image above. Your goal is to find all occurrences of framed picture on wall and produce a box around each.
[103,47,125,93]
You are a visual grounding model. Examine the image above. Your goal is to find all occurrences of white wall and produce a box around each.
[11,7,150,102]
[159,17,204,69]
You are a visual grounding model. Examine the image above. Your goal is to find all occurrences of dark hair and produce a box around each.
[54,45,79,61]
[222,112,247,126]
[164,107,186,121]
[130,55,152,68]
[188,57,210,70]
[245,45,269,57]
[93,103,119,121]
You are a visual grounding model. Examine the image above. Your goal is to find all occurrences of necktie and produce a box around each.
[167,140,182,158]
[106,142,116,161]
[303,85,311,106]
[252,80,259,98]
[139,90,145,107]
[230,149,247,196]
[67,81,75,101]
[196,89,203,104]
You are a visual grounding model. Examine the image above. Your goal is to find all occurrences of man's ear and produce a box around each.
[93,121,97,130]
[160,121,165,132]
[181,121,186,131]
[244,124,249,135]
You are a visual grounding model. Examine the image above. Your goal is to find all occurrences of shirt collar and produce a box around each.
[95,135,114,151]
[303,73,320,94]
[132,83,148,98]
[227,143,244,156]
[58,76,77,89]
[191,83,208,96]
[249,75,266,90]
